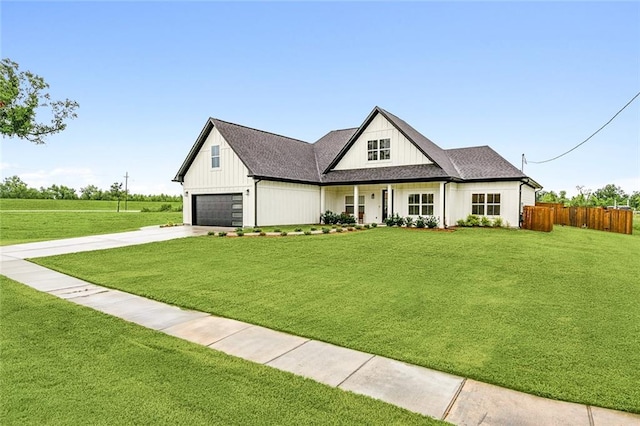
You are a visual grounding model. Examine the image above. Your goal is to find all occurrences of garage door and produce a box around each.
[193,194,243,227]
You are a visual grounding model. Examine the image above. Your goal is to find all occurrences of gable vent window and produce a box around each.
[367,138,391,161]
[211,145,220,168]
[472,193,501,216]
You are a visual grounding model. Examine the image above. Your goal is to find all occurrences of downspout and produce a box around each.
[254,179,262,227]
[443,181,449,228]
[518,181,525,228]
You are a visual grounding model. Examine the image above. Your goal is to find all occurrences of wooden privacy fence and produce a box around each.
[534,202,633,235]
[522,205,554,232]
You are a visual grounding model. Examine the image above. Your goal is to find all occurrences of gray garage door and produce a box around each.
[193,194,243,227]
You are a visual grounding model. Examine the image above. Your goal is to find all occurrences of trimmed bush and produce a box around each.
[236,231,244,237]
[252,228,262,233]
[207,231,216,236]
[280,231,288,236]
[425,216,440,229]
[480,216,492,227]
[415,216,426,228]
[218,231,227,237]
[259,231,266,236]
[404,216,414,227]
[310,227,317,231]
[303,230,312,235]
[493,217,503,228]
[274,228,281,233]
[294,228,302,232]
[336,228,344,233]
[322,228,330,234]
[371,223,378,228]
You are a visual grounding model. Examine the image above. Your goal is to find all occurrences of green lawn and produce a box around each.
[0,211,182,246]
[33,226,640,414]
[0,276,440,425]
[0,198,182,211]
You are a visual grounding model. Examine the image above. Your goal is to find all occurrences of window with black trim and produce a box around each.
[345,195,365,215]
[408,193,434,216]
[211,145,220,168]
[367,138,390,161]
[472,193,500,215]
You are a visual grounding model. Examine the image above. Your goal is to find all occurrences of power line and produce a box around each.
[526,91,640,165]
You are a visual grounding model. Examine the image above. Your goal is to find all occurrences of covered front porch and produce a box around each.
[320,182,448,227]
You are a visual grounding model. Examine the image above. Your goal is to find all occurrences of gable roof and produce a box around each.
[174,107,539,187]
[322,106,460,178]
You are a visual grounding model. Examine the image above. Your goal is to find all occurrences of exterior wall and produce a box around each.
[182,127,253,225]
[448,181,523,227]
[256,180,320,226]
[521,185,536,208]
[333,113,432,170]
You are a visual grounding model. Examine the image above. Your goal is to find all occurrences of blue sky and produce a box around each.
[2,1,639,196]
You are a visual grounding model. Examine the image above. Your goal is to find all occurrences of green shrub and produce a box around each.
[280,231,288,236]
[415,216,426,228]
[371,223,378,228]
[259,231,266,236]
[310,227,317,231]
[425,216,440,229]
[465,214,481,227]
[252,228,262,233]
[172,204,183,212]
[158,204,172,212]
[274,228,281,233]
[404,216,414,227]
[480,216,492,227]
[456,219,466,227]
[218,231,227,237]
[235,227,243,233]
[338,212,356,225]
[355,225,363,230]
[347,227,354,231]
[336,228,344,233]
[321,210,339,225]
[141,207,151,212]
[304,230,312,235]
[364,224,370,229]
[236,231,244,237]
[493,217,503,228]
[207,231,216,236]
[294,227,302,232]
[322,228,330,234]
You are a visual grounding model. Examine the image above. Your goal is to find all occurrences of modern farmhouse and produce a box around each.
[173,106,541,228]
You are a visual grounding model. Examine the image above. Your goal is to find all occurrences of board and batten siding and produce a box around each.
[182,127,253,225]
[256,181,320,226]
[333,113,432,170]
[448,181,523,227]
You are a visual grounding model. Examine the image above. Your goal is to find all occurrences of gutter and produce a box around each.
[443,181,449,228]
[254,179,262,227]
[519,181,525,228]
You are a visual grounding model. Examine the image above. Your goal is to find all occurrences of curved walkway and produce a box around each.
[1,227,638,425]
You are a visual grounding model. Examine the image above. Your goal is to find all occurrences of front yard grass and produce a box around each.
[0,276,440,425]
[0,211,182,246]
[33,226,640,413]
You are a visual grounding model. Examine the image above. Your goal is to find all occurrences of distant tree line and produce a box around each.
[0,175,181,202]
[536,184,639,209]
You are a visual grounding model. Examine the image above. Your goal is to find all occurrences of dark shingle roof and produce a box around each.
[212,119,319,183]
[446,146,526,180]
[320,164,450,185]
[174,107,538,187]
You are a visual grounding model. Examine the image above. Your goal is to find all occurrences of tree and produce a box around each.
[0,58,79,144]
[0,175,39,198]
[110,182,123,212]
[80,184,102,200]
[592,184,627,207]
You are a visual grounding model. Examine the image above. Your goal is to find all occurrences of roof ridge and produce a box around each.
[445,145,491,151]
[211,117,311,145]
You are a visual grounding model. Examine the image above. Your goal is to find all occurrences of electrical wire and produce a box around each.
[526,91,640,164]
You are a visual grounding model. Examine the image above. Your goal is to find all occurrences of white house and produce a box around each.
[173,106,541,228]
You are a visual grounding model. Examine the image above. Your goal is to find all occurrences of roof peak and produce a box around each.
[211,117,311,145]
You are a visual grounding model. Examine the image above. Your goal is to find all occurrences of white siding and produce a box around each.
[521,185,536,208]
[448,181,522,227]
[257,181,320,226]
[182,127,252,225]
[333,113,432,170]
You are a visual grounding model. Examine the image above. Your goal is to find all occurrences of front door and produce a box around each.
[382,189,394,220]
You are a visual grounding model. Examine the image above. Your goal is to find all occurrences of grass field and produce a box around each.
[0,198,182,211]
[33,226,640,414]
[0,276,439,425]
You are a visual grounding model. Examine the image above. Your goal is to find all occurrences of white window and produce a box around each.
[345,195,365,215]
[367,138,390,161]
[408,193,434,216]
[211,145,220,168]
[472,193,501,215]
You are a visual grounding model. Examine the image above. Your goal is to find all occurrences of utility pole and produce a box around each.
[124,172,129,211]
[521,154,526,173]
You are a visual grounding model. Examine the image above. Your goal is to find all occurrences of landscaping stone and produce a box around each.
[339,355,464,419]
[267,340,374,387]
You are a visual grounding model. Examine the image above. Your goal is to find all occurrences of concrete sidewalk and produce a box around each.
[1,228,638,425]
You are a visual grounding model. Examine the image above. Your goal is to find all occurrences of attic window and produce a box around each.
[211,145,220,168]
[367,138,391,161]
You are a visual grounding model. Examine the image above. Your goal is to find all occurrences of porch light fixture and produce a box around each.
[246,188,250,196]
[371,193,375,199]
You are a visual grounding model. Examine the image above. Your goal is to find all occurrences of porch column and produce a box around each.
[439,182,446,228]
[387,184,392,216]
[353,185,359,221]
[320,187,326,216]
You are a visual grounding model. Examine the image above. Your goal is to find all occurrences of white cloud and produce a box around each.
[19,167,100,190]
